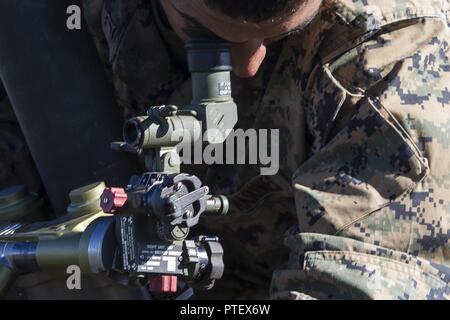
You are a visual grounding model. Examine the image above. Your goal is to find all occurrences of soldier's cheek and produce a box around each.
[231,41,267,78]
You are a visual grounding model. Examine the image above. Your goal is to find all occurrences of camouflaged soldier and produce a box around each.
[1,0,450,299]
[80,0,450,300]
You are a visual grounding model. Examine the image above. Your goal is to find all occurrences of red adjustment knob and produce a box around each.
[100,187,127,213]
[148,275,178,294]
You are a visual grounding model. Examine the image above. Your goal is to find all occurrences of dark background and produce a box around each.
[0,0,139,215]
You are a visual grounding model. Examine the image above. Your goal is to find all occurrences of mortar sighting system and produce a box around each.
[0,35,237,299]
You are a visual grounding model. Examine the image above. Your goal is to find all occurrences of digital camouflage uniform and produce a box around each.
[1,0,449,299]
[269,0,450,300]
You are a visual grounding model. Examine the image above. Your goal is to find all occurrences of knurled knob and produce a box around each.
[100,187,127,213]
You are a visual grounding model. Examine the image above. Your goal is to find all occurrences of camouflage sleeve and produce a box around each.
[271,10,450,300]
[0,82,41,192]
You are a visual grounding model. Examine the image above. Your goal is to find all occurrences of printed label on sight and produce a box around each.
[218,82,232,96]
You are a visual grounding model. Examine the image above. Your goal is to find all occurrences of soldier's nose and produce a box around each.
[231,40,267,78]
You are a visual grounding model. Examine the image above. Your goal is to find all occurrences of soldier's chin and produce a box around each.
[233,66,259,78]
[232,44,267,78]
